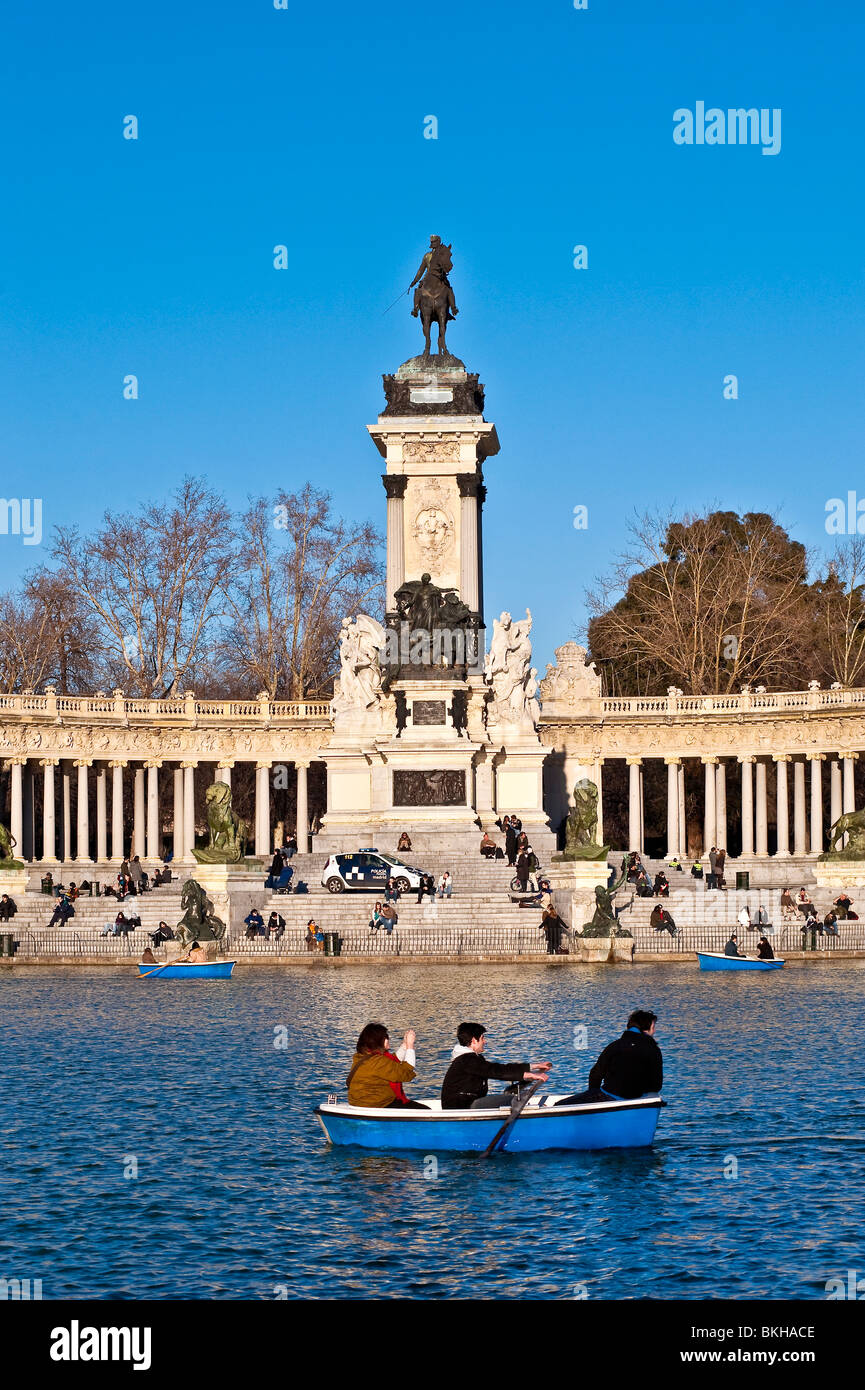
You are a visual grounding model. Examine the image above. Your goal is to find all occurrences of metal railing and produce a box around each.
[228,927,549,957]
[632,924,865,954]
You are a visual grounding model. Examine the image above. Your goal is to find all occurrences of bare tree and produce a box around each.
[53,478,234,697]
[810,537,865,687]
[0,569,98,694]
[220,486,384,698]
[586,510,815,694]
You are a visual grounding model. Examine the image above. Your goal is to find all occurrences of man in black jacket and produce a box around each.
[554,1010,662,1106]
[441,1022,550,1109]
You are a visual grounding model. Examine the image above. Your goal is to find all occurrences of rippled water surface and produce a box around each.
[1,963,863,1299]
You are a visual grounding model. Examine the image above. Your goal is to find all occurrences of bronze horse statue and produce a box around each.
[413,242,457,357]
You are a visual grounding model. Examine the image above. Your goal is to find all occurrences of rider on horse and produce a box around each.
[409,235,458,321]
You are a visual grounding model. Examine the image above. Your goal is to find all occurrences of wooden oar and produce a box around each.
[138,956,192,978]
[481,1078,544,1159]
[138,961,173,977]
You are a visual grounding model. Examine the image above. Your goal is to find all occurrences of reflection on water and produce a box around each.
[1,962,863,1299]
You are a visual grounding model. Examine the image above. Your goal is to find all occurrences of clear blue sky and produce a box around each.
[1,1,863,674]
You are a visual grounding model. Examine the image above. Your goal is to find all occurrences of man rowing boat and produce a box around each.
[441,1022,551,1110]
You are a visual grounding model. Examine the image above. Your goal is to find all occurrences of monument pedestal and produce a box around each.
[0,868,29,900]
[547,858,611,937]
[812,860,865,890]
[188,865,266,937]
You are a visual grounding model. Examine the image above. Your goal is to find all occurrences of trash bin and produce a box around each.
[332,934,342,958]
[0,933,16,957]
[323,930,337,957]
[735,871,750,891]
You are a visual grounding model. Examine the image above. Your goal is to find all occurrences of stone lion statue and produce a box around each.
[175,879,226,947]
[821,809,865,860]
[192,782,249,864]
[0,821,18,862]
[562,779,609,861]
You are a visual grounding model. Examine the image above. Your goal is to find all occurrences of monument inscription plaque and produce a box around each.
[393,770,466,806]
[412,700,446,726]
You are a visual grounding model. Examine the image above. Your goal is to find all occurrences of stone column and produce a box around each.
[295,760,310,854]
[594,759,605,846]
[172,767,184,862]
[41,759,57,862]
[830,758,843,834]
[256,762,271,857]
[109,762,125,861]
[216,762,233,788]
[9,758,24,862]
[739,756,755,857]
[96,765,108,862]
[626,758,643,854]
[146,761,161,861]
[22,764,34,861]
[793,758,807,857]
[715,760,727,851]
[773,755,790,856]
[62,765,72,862]
[677,764,686,857]
[808,754,823,857]
[755,759,768,857]
[382,475,407,611]
[132,767,146,858]
[702,757,717,853]
[842,753,857,814]
[457,474,481,614]
[75,759,92,863]
[182,763,197,860]
[665,758,680,858]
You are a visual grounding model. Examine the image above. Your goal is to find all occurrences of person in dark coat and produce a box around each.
[515,851,530,892]
[555,1010,661,1105]
[724,933,744,957]
[441,1022,550,1110]
[0,894,17,922]
[540,907,566,954]
[416,873,435,904]
[267,911,286,939]
[504,817,517,867]
[650,905,676,935]
[756,935,775,959]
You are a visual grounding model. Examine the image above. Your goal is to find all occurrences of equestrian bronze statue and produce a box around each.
[409,235,458,357]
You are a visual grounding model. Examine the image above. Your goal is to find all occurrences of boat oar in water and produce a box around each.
[138,962,172,978]
[482,1078,544,1158]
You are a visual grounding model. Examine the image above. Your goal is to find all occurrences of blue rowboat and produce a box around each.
[137,961,236,979]
[697,951,784,972]
[315,1094,664,1153]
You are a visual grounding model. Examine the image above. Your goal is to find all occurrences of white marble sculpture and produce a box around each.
[485,609,537,727]
[332,614,388,725]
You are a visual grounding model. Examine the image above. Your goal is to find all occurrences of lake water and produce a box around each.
[1,963,863,1300]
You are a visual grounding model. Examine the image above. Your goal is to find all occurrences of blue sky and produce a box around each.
[1,1,863,674]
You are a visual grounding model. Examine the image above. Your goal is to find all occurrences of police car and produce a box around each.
[320,849,427,894]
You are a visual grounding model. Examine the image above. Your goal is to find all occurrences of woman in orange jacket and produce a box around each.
[346,1023,429,1109]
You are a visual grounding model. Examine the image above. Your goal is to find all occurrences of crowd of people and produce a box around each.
[345,1011,662,1112]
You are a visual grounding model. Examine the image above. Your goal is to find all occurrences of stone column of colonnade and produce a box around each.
[5,753,318,867]
[626,757,644,854]
[652,751,848,861]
